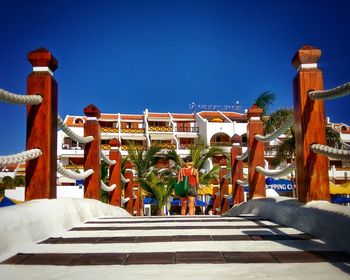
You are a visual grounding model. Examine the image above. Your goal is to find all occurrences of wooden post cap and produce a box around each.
[231,134,242,144]
[84,104,101,118]
[292,45,321,69]
[247,104,263,119]
[27,48,58,72]
[125,161,133,169]
[219,158,227,167]
[109,139,121,147]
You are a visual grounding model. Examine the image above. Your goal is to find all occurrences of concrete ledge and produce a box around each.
[224,197,350,252]
[0,198,130,260]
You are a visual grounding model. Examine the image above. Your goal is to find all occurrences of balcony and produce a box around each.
[149,126,173,132]
[121,128,145,133]
[154,143,177,149]
[101,127,119,133]
[121,145,147,151]
[210,142,232,147]
[101,144,111,150]
[176,126,199,133]
[63,165,84,170]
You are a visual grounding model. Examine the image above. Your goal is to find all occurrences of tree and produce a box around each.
[254,91,276,116]
[13,176,25,187]
[2,176,14,189]
[126,143,161,178]
[138,171,176,215]
[166,142,227,186]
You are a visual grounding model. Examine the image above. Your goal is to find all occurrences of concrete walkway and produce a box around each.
[1,215,350,279]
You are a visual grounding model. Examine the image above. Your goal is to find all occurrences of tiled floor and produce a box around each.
[1,215,350,271]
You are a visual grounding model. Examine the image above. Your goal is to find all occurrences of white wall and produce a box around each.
[5,187,25,202]
[5,186,85,201]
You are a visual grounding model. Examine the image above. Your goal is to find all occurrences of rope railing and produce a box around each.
[256,161,296,178]
[308,81,350,100]
[255,116,294,142]
[236,149,248,161]
[0,88,43,105]
[100,151,116,165]
[57,115,94,144]
[121,173,130,183]
[100,180,116,192]
[236,179,247,186]
[0,148,42,167]
[57,162,94,180]
[342,141,350,150]
[310,144,350,160]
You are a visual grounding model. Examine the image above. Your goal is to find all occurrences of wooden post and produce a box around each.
[292,45,330,203]
[219,158,230,214]
[247,105,266,199]
[124,161,134,215]
[212,186,220,215]
[83,104,101,200]
[133,186,140,216]
[26,48,58,201]
[231,134,244,204]
[109,139,122,206]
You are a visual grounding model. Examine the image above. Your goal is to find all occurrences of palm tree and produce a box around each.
[254,91,276,116]
[13,175,25,187]
[166,142,227,186]
[138,171,176,215]
[126,143,161,178]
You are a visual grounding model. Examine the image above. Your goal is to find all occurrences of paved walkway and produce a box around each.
[1,215,350,279]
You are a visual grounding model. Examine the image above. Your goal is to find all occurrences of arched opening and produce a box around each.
[210,132,230,147]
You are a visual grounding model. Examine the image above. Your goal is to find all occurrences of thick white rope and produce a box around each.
[121,173,130,183]
[132,188,137,199]
[0,89,43,105]
[57,115,94,144]
[236,149,248,161]
[100,151,116,165]
[122,196,130,204]
[310,144,350,160]
[342,141,350,150]
[0,148,42,167]
[236,179,247,186]
[308,82,350,100]
[256,161,296,178]
[255,116,294,142]
[57,162,94,180]
[100,180,116,192]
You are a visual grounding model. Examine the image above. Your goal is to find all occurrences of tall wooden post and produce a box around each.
[109,139,122,206]
[247,105,266,199]
[292,45,330,203]
[26,48,58,201]
[219,158,230,214]
[133,186,141,216]
[83,104,101,200]
[124,161,134,215]
[231,134,244,204]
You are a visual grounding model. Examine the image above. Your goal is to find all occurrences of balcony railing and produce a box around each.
[149,126,173,132]
[176,127,199,133]
[121,145,147,151]
[154,143,177,149]
[101,127,119,133]
[121,128,145,133]
[63,165,84,170]
[101,144,111,150]
[210,142,232,147]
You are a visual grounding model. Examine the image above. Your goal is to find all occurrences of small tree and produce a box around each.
[2,176,14,189]
[138,171,175,215]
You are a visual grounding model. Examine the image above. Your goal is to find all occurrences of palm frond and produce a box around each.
[254,91,276,116]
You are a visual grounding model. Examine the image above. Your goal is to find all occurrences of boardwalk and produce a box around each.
[1,215,350,279]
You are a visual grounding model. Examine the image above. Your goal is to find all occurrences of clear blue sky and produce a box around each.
[0,0,349,155]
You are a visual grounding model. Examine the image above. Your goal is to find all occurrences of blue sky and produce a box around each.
[0,0,349,155]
